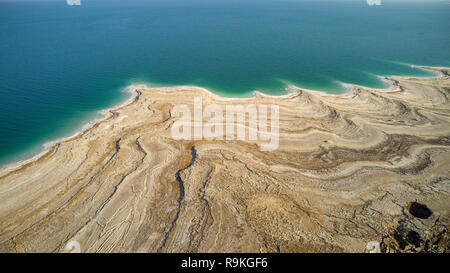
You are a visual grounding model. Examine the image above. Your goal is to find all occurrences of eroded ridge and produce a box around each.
[0,67,449,252]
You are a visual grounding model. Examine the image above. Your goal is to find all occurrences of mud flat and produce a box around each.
[0,67,449,253]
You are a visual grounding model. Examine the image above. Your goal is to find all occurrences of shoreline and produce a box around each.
[0,65,447,175]
[0,85,140,175]
[0,66,448,252]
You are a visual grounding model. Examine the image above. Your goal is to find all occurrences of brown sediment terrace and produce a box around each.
[0,67,449,253]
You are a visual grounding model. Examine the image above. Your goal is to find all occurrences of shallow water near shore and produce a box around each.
[0,0,449,167]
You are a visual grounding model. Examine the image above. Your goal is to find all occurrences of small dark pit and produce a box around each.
[406,230,421,248]
[393,230,407,250]
[408,202,432,219]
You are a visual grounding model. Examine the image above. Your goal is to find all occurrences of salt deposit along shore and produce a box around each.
[0,67,449,252]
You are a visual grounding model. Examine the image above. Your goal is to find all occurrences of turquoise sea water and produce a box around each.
[0,0,449,166]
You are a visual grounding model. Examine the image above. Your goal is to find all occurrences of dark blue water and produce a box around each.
[0,0,449,166]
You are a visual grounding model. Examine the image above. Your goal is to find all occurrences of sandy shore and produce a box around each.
[0,67,449,252]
